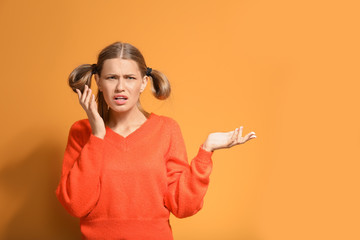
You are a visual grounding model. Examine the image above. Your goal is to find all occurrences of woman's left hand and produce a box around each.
[202,126,256,152]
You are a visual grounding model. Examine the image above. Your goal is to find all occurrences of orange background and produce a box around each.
[0,0,359,239]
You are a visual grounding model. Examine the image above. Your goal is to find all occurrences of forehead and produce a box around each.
[102,58,140,74]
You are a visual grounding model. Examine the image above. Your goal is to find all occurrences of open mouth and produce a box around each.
[114,95,128,105]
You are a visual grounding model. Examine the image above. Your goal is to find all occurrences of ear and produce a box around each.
[140,75,149,93]
[94,74,102,92]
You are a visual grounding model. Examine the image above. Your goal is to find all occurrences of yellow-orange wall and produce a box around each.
[0,0,359,239]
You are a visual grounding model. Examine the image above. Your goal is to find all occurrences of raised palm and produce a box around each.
[203,126,256,152]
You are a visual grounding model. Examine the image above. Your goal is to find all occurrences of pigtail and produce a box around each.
[148,68,171,100]
[68,64,95,93]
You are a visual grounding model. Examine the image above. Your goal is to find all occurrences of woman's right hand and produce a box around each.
[75,85,106,139]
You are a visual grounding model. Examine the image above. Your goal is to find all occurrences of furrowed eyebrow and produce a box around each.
[105,73,136,76]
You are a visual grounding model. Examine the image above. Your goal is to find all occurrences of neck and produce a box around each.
[107,106,148,129]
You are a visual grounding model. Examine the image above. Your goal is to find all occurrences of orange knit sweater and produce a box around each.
[55,112,214,240]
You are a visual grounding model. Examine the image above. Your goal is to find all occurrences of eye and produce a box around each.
[128,76,136,79]
[107,76,116,79]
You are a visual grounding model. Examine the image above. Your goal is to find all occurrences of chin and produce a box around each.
[109,104,136,113]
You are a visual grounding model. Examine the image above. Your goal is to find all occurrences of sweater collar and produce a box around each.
[104,112,157,148]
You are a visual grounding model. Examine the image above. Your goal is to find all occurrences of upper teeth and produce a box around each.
[116,97,126,99]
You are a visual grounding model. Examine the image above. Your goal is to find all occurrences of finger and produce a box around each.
[235,128,240,140]
[239,126,243,137]
[85,87,92,108]
[75,89,81,99]
[76,89,84,108]
[230,128,239,146]
[248,135,257,141]
[88,93,93,108]
[231,128,239,141]
[236,126,244,144]
[81,85,88,103]
[246,132,256,141]
[90,93,97,110]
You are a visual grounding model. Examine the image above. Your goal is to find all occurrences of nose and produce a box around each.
[115,78,124,92]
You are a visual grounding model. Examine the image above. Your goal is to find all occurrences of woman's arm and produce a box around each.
[163,119,214,218]
[55,121,105,218]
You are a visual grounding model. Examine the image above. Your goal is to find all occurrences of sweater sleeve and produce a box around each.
[55,121,105,218]
[163,119,214,218]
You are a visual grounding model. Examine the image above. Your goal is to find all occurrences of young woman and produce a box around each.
[55,41,256,240]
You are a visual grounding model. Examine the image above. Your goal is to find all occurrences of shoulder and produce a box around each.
[153,114,183,138]
[154,114,181,129]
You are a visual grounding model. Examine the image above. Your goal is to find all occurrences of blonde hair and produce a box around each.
[67,41,171,124]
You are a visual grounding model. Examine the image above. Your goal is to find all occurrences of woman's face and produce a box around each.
[95,58,148,114]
